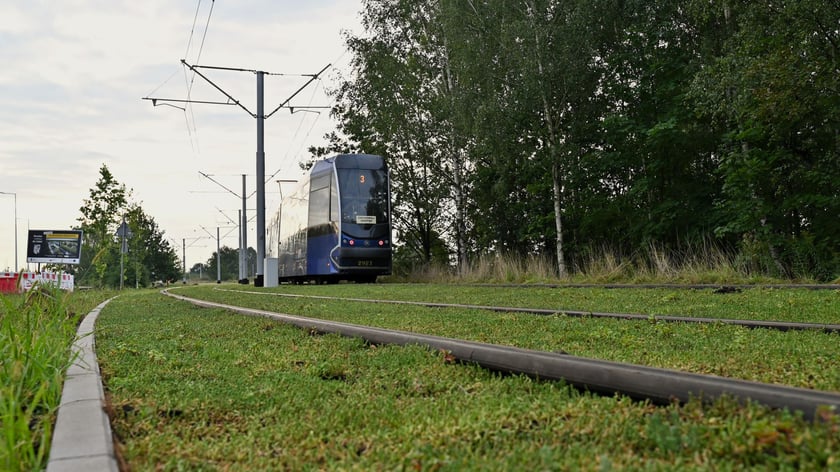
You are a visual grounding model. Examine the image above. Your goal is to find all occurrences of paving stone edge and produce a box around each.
[46,298,119,472]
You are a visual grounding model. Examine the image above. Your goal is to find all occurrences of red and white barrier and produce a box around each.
[0,272,17,293]
[0,271,74,294]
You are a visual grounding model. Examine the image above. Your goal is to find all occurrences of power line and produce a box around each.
[185,0,215,95]
[267,78,324,184]
[183,0,203,60]
[194,0,215,67]
[183,0,216,158]
[266,52,354,185]
[265,50,357,186]
[198,171,240,198]
[144,68,180,99]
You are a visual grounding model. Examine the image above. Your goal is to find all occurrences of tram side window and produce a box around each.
[309,186,329,225]
[330,178,339,222]
[309,172,332,226]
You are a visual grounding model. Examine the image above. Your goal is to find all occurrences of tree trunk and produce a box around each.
[446,94,469,273]
[527,1,568,278]
[453,149,468,273]
[441,35,469,273]
[552,162,567,278]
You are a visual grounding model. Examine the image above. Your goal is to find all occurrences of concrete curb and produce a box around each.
[47,299,119,472]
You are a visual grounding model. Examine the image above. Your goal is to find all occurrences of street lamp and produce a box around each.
[0,192,17,271]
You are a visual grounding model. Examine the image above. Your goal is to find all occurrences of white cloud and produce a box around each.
[0,0,363,271]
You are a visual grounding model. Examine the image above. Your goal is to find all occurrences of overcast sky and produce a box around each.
[0,0,364,272]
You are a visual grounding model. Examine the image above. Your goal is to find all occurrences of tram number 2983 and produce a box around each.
[357,260,374,267]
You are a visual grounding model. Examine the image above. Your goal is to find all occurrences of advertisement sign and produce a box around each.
[26,230,83,264]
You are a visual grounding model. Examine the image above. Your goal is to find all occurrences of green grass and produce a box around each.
[96,286,840,470]
[0,285,116,472]
[172,284,840,390]
[212,283,840,324]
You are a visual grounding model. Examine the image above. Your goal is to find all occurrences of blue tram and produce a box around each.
[267,154,392,283]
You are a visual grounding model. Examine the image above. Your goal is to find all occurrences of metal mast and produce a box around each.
[255,71,266,286]
[145,61,330,286]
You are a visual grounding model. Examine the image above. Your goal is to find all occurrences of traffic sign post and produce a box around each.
[115,218,133,289]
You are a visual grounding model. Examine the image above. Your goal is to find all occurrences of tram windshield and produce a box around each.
[337,168,388,225]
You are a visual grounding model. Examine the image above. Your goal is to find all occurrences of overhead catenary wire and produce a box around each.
[181,67,200,156]
[183,0,203,61]
[264,79,326,187]
[264,48,354,188]
[198,171,240,198]
[144,68,181,99]
[143,59,195,151]
[146,4,338,283]
[141,0,212,158]
[193,0,215,70]
[266,66,354,205]
[182,0,216,157]
[181,0,204,151]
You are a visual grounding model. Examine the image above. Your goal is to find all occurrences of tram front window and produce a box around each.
[337,168,388,225]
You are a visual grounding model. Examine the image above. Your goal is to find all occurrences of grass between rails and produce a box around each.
[175,284,840,390]
[96,287,840,470]
[218,283,840,324]
[0,285,117,472]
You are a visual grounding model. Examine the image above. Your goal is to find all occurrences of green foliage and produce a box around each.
[75,164,130,287]
[688,0,840,280]
[77,164,129,248]
[74,165,180,288]
[330,0,839,281]
[391,231,450,277]
[204,246,252,282]
[125,205,180,286]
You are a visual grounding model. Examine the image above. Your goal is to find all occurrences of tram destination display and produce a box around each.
[26,230,83,264]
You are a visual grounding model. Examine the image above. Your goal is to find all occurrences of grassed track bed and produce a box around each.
[215,288,840,333]
[218,283,840,323]
[173,284,840,390]
[96,287,840,470]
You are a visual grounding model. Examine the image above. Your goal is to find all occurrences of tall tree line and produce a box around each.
[330,0,839,280]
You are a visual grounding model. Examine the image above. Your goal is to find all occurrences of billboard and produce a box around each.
[26,230,83,264]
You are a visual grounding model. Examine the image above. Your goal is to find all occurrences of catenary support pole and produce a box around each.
[146,61,329,287]
[119,216,125,290]
[182,238,186,284]
[240,175,247,283]
[255,71,266,287]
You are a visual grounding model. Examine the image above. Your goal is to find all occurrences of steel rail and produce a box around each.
[471,283,840,290]
[215,289,840,333]
[165,290,840,421]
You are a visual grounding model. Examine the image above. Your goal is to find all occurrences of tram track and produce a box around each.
[470,283,840,291]
[165,289,840,421]
[215,288,840,333]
